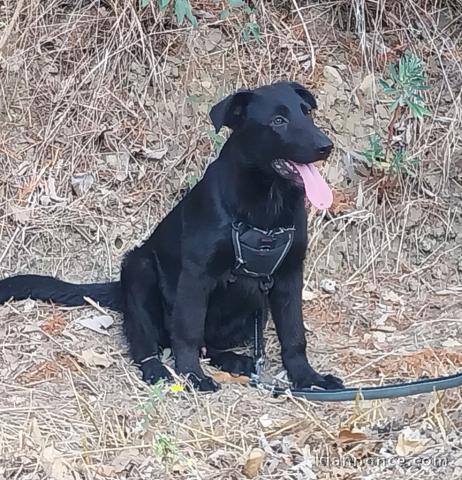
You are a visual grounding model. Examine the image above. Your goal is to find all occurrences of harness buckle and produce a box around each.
[259,276,274,293]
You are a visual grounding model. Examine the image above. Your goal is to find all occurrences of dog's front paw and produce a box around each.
[319,374,344,390]
[186,373,220,392]
[294,373,344,390]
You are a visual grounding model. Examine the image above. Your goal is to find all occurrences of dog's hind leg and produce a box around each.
[121,252,171,384]
[207,349,256,377]
[205,310,261,377]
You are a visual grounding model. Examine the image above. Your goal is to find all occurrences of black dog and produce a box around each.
[0,81,344,392]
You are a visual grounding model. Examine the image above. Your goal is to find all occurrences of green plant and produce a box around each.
[187,174,200,189]
[221,0,253,19]
[241,20,261,42]
[363,134,384,168]
[379,51,431,118]
[361,51,431,179]
[139,382,165,419]
[142,0,198,28]
[153,432,179,464]
[207,127,227,152]
[391,149,419,177]
[221,1,261,43]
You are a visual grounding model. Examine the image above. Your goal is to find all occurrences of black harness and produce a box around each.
[229,221,295,376]
[230,221,295,293]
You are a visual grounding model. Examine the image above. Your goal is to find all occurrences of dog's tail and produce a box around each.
[0,275,123,312]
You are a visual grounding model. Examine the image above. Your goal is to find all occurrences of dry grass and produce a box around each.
[0,0,461,478]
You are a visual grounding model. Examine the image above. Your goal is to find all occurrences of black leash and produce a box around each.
[250,312,462,402]
[230,221,462,401]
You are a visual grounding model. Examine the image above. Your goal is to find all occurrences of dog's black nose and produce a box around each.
[318,142,333,156]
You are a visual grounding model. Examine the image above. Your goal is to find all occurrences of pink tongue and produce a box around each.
[289,161,333,210]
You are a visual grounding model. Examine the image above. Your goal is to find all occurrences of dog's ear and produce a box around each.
[288,81,317,110]
[209,90,254,133]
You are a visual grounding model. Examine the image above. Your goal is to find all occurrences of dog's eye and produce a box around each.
[272,116,288,126]
[301,104,312,116]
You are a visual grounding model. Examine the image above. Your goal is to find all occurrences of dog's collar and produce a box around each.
[230,222,295,292]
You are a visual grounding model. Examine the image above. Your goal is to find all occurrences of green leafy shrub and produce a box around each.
[362,51,431,177]
[379,51,431,118]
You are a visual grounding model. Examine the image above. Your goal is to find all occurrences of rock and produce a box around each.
[362,117,375,127]
[323,66,343,87]
[419,237,433,253]
[359,73,375,96]
[376,104,389,120]
[364,283,376,293]
[320,278,336,294]
[406,205,422,229]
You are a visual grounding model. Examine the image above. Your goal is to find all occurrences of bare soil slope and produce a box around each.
[0,1,461,479]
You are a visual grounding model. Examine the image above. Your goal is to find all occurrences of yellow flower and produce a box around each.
[170,383,184,393]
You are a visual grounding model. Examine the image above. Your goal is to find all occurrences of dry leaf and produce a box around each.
[47,176,67,203]
[338,427,368,445]
[71,172,94,197]
[328,189,356,215]
[135,146,168,160]
[41,444,74,480]
[41,313,66,336]
[23,298,36,312]
[104,152,129,181]
[78,315,113,335]
[17,353,78,385]
[81,349,113,368]
[396,427,428,456]
[259,414,273,428]
[442,338,461,348]
[91,464,116,477]
[204,29,223,52]
[9,203,32,224]
[382,290,402,304]
[212,371,250,385]
[243,448,265,478]
[30,418,43,447]
[302,289,318,302]
[111,448,140,473]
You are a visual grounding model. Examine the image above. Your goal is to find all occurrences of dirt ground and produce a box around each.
[0,1,461,479]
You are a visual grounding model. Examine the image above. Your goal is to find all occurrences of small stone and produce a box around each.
[40,195,51,206]
[323,66,343,87]
[359,73,375,96]
[376,104,389,120]
[320,279,336,294]
[364,283,376,293]
[432,226,445,239]
[419,238,433,253]
[362,118,374,127]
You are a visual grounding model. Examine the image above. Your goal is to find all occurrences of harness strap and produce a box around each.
[253,308,266,377]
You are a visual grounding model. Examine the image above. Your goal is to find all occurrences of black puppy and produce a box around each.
[0,81,344,392]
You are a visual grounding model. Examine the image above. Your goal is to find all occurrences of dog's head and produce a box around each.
[210,81,333,205]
